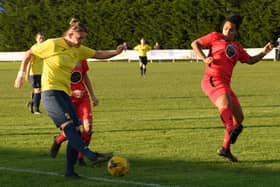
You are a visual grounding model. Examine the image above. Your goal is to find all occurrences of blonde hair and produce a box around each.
[66,18,88,34]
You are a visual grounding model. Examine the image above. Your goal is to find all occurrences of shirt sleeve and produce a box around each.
[31,39,54,59]
[134,45,139,50]
[198,32,219,47]
[78,45,96,60]
[237,43,250,63]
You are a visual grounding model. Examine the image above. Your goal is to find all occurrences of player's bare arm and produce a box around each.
[191,39,213,64]
[94,44,124,59]
[246,42,273,64]
[14,49,33,88]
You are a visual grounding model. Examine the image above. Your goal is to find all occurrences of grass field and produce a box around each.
[1,61,280,187]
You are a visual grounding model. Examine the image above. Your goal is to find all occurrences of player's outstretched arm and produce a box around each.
[246,42,273,64]
[14,49,32,89]
[94,45,124,59]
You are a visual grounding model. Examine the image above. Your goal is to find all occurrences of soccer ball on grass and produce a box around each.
[107,156,129,176]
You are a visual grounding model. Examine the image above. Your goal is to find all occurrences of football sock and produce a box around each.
[33,93,41,112]
[78,131,92,159]
[31,91,34,100]
[140,67,143,76]
[219,107,234,133]
[143,68,146,75]
[63,123,96,160]
[222,131,230,149]
[66,142,78,175]
[56,131,67,144]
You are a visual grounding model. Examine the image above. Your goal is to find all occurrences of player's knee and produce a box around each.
[33,88,41,93]
[83,120,92,133]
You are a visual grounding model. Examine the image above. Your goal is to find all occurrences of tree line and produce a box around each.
[0,0,279,51]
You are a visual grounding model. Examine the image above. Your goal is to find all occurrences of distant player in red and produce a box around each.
[191,14,273,162]
[50,60,99,166]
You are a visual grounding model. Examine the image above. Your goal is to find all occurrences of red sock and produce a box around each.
[222,130,230,149]
[56,131,67,144]
[78,130,92,159]
[219,107,234,133]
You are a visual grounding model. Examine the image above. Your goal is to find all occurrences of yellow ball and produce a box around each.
[107,156,129,177]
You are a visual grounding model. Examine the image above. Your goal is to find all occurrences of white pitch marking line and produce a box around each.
[0,166,178,187]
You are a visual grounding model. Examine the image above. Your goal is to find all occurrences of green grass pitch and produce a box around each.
[0,61,280,187]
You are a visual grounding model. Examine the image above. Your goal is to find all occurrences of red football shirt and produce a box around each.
[199,32,250,83]
[70,60,89,100]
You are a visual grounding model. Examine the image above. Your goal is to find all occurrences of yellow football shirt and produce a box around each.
[31,37,96,95]
[29,43,43,75]
[134,44,151,57]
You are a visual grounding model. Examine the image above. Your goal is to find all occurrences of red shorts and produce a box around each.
[201,76,240,107]
[72,96,93,121]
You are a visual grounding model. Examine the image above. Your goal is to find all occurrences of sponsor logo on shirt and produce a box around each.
[226,44,236,58]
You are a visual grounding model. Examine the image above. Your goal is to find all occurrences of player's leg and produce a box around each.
[77,99,93,166]
[215,93,239,162]
[33,88,41,114]
[202,78,237,162]
[30,75,41,114]
[32,75,42,114]
[143,63,147,75]
[142,57,148,75]
[42,91,112,177]
[78,119,92,166]
[65,142,79,178]
[27,76,35,113]
[50,130,67,158]
[230,91,244,144]
[215,94,235,147]
[26,91,34,113]
[139,61,144,76]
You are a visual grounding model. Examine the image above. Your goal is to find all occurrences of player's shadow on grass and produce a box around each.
[1,148,280,186]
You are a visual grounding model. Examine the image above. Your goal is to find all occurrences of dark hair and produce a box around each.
[224,14,243,30]
[67,18,88,33]
[35,32,44,38]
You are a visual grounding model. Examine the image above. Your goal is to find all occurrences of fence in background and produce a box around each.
[0,48,277,62]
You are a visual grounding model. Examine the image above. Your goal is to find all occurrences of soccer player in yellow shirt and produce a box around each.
[134,38,152,76]
[25,32,45,114]
[14,18,124,178]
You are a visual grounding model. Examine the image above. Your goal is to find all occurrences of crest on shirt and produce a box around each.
[226,44,236,58]
[71,71,82,84]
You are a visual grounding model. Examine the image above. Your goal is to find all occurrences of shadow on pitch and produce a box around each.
[0,148,280,187]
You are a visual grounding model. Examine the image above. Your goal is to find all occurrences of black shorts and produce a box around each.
[42,90,81,128]
[29,75,41,88]
[139,56,148,65]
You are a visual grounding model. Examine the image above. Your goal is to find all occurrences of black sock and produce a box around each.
[63,124,96,160]
[140,67,143,76]
[66,142,78,175]
[33,93,41,112]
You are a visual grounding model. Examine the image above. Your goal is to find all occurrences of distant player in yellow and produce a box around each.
[134,38,152,76]
[14,18,124,179]
[25,32,45,114]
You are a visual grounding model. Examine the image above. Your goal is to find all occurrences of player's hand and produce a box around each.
[203,57,214,64]
[72,90,84,98]
[92,95,99,107]
[14,76,24,89]
[262,42,273,55]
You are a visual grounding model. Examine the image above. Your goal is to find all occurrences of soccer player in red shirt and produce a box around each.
[191,14,273,162]
[50,60,99,166]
